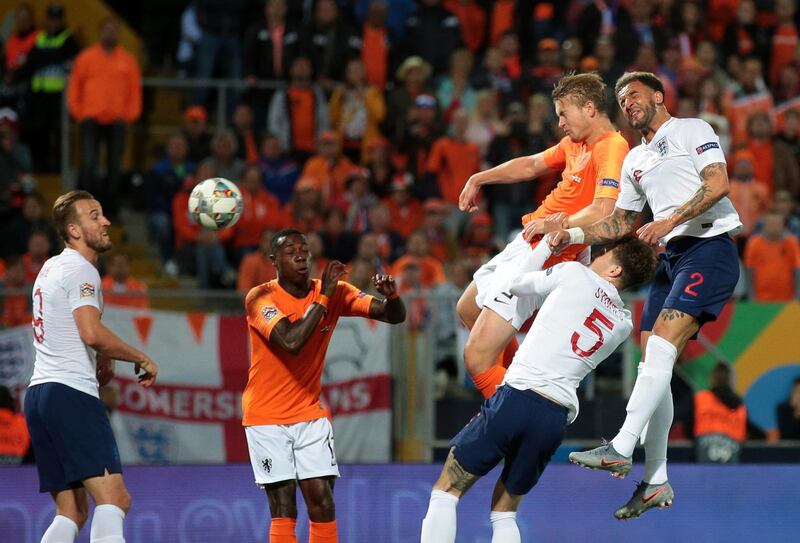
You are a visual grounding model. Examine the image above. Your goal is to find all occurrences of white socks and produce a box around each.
[612,336,677,457]
[90,504,126,543]
[490,511,520,543]
[41,515,79,543]
[420,490,459,543]
[642,385,673,485]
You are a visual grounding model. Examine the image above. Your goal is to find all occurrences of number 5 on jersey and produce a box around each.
[571,309,614,357]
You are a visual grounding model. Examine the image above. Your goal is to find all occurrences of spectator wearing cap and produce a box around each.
[146,133,195,274]
[199,129,245,182]
[528,37,563,95]
[229,165,285,265]
[426,108,480,215]
[746,112,800,199]
[366,202,405,263]
[18,3,79,173]
[284,176,325,233]
[420,198,459,263]
[255,133,300,206]
[398,93,444,194]
[3,3,39,83]
[302,0,362,93]
[442,0,485,53]
[67,17,141,219]
[385,56,433,141]
[267,56,330,163]
[319,206,358,263]
[744,209,800,302]
[101,253,149,309]
[365,137,395,198]
[182,105,212,163]
[242,0,301,122]
[0,108,32,221]
[329,58,386,163]
[301,131,356,202]
[728,149,770,243]
[360,1,390,90]
[436,49,477,122]
[391,230,446,288]
[402,0,462,76]
[334,168,377,234]
[192,0,247,109]
[384,172,423,239]
[237,229,277,293]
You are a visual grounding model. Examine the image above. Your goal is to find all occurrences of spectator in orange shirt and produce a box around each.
[728,150,770,244]
[0,255,31,328]
[22,230,51,284]
[0,384,30,465]
[231,103,260,164]
[301,131,357,202]
[420,198,460,263]
[67,17,141,219]
[746,112,800,198]
[3,3,38,80]
[744,210,800,301]
[230,165,284,264]
[241,230,404,543]
[102,253,149,309]
[284,176,326,233]
[460,211,500,261]
[268,56,330,163]
[392,230,446,288]
[426,108,481,209]
[237,229,277,293]
[329,58,386,163]
[443,0,485,53]
[384,172,423,239]
[770,0,798,87]
[361,1,390,90]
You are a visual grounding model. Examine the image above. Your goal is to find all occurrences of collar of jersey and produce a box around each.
[641,116,676,147]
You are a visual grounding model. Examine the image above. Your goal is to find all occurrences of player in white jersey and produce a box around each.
[549,72,743,519]
[24,191,159,543]
[420,238,657,543]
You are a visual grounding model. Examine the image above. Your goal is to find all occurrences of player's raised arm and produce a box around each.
[72,306,158,386]
[459,152,552,212]
[369,274,406,324]
[267,260,347,355]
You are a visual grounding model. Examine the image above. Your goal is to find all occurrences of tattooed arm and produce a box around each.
[548,207,642,253]
[636,162,730,245]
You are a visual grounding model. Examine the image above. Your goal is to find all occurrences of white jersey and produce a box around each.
[617,117,742,244]
[29,248,104,398]
[503,262,633,423]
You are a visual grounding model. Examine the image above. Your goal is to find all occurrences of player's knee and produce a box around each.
[116,489,132,514]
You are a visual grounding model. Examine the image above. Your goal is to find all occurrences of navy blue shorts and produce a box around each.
[641,234,739,332]
[450,385,567,496]
[24,383,122,493]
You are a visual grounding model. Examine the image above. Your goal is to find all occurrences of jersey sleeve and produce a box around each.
[682,119,727,174]
[336,281,374,318]
[65,263,102,311]
[615,157,647,212]
[541,139,566,170]
[592,137,628,200]
[246,291,286,341]
[507,261,574,298]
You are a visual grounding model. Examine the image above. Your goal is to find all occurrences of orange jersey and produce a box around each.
[242,279,374,426]
[521,131,628,260]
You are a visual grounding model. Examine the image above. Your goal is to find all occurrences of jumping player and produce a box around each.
[242,228,405,543]
[420,237,658,542]
[456,72,629,399]
[550,71,743,519]
[24,190,159,543]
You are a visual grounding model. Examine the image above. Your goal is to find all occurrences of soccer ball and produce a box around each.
[188,177,243,230]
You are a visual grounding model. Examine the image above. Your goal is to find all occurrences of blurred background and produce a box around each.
[0,0,799,541]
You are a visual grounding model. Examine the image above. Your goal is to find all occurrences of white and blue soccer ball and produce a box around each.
[188,177,243,230]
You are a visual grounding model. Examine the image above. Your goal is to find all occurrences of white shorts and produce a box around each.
[245,417,339,485]
[475,233,591,330]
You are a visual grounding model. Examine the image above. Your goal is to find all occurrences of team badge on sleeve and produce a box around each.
[695,142,719,154]
[79,283,96,299]
[261,306,279,322]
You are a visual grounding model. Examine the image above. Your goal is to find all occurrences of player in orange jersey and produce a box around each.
[456,72,629,400]
[242,228,405,543]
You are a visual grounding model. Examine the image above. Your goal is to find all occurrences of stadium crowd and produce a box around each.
[1,1,799,333]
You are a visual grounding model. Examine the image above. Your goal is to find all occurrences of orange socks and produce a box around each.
[500,336,519,368]
[472,365,507,399]
[269,517,297,543]
[309,520,338,543]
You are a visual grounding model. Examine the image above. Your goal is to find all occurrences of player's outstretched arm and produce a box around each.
[548,207,642,253]
[459,153,551,212]
[73,306,158,386]
[636,162,730,244]
[269,261,347,355]
[369,274,406,324]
